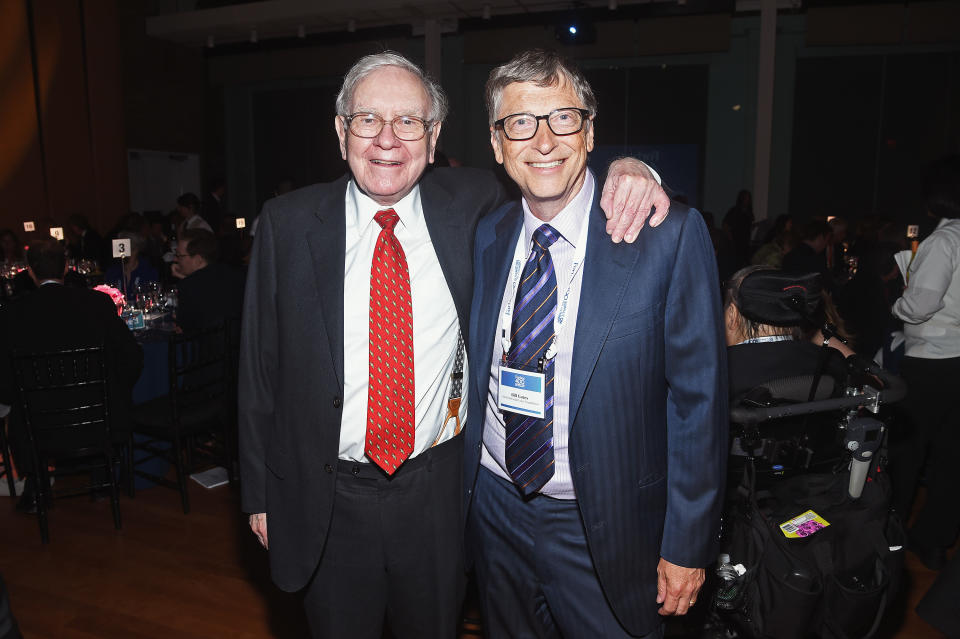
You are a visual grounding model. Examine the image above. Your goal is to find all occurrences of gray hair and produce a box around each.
[116,230,144,255]
[335,51,449,124]
[485,49,598,126]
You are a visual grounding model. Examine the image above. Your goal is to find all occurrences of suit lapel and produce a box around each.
[307,177,348,391]
[420,176,472,335]
[568,197,640,427]
[473,204,523,410]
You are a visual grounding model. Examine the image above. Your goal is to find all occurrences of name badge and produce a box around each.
[497,366,545,419]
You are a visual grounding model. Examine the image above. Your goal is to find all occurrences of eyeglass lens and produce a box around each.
[348,114,427,140]
[503,108,585,140]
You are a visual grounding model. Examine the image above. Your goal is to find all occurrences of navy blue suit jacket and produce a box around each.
[464,191,728,635]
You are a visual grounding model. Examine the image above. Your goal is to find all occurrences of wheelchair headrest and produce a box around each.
[736,270,822,327]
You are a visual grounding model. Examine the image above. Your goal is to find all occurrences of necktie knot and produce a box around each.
[375,209,399,231]
[532,224,560,254]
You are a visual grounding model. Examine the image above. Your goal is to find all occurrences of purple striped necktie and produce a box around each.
[504,224,558,495]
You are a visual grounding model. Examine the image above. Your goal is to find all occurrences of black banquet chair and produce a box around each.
[131,324,231,514]
[12,345,123,543]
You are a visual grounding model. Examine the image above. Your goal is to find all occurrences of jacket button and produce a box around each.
[324,464,333,473]
[332,397,342,408]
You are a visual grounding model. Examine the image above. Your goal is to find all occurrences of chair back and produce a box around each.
[167,324,228,422]
[12,345,112,463]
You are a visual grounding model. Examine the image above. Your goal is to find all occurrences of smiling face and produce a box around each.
[490,77,594,221]
[335,66,442,207]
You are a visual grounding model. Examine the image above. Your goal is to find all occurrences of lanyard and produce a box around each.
[738,335,793,345]
[500,210,591,364]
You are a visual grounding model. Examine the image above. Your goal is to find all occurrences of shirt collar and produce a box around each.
[521,170,595,249]
[347,180,423,235]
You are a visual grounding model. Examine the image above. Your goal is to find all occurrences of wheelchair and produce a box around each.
[704,355,907,639]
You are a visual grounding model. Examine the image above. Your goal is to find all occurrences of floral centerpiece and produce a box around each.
[93,284,125,316]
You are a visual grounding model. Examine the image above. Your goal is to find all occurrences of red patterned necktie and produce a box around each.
[365,209,416,474]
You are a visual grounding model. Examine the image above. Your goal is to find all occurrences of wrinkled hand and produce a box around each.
[656,558,704,616]
[600,158,671,243]
[249,512,268,549]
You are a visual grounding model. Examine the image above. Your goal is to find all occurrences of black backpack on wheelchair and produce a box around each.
[709,361,907,639]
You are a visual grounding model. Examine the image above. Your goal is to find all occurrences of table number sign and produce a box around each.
[112,238,129,258]
[23,221,35,232]
[49,227,64,240]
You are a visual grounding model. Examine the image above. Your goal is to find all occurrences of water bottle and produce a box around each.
[715,553,744,610]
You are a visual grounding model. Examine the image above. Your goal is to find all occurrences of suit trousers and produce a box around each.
[303,435,465,639]
[467,467,663,639]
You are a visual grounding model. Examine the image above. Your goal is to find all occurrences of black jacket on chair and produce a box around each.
[0,283,143,472]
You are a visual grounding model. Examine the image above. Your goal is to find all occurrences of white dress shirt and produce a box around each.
[339,181,467,462]
[480,171,596,499]
[892,217,960,359]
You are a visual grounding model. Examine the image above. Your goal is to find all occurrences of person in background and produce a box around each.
[889,154,960,571]
[65,214,105,268]
[724,266,849,399]
[783,219,833,291]
[826,216,849,277]
[0,239,142,514]
[202,177,227,232]
[176,193,213,233]
[0,230,24,264]
[103,231,158,299]
[723,189,754,268]
[172,229,244,334]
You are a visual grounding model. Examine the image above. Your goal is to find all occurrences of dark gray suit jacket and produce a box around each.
[239,168,506,592]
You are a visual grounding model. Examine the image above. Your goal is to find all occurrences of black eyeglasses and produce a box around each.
[494,107,591,141]
[343,113,432,141]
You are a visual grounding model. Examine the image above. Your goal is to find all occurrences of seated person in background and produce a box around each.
[66,214,105,269]
[0,240,143,513]
[176,193,213,234]
[104,231,159,299]
[172,229,244,333]
[723,266,849,400]
[0,229,24,265]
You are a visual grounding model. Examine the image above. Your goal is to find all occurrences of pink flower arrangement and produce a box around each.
[94,284,126,316]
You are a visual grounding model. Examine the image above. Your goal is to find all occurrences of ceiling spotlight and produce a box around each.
[482,4,491,20]
[347,19,356,32]
[297,24,306,38]
[250,29,258,43]
[555,10,595,45]
[608,0,618,8]
[206,35,215,48]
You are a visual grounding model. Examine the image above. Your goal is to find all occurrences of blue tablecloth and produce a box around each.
[131,330,174,489]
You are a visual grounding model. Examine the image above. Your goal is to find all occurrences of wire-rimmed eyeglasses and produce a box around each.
[343,113,432,141]
[494,107,591,141]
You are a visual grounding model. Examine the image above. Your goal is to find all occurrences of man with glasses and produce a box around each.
[464,49,727,638]
[239,50,669,639]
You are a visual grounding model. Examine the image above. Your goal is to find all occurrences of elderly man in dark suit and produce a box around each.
[0,239,142,513]
[238,51,670,639]
[464,50,727,638]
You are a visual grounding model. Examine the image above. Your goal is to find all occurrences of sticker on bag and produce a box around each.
[779,509,830,538]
